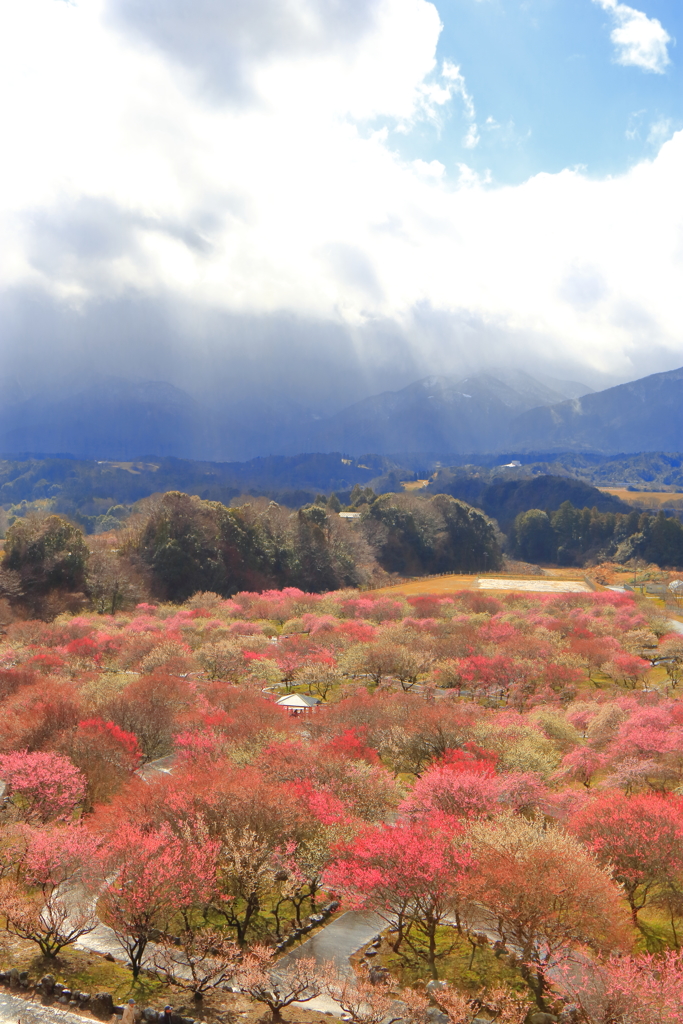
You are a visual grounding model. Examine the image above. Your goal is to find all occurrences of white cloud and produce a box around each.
[463,123,480,148]
[441,60,476,121]
[625,109,646,139]
[412,159,446,178]
[647,117,674,147]
[593,0,671,73]
[426,60,480,148]
[0,0,680,388]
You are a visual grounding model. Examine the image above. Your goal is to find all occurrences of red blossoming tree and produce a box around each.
[0,750,85,823]
[569,791,683,925]
[63,717,142,808]
[98,822,218,977]
[326,821,472,978]
[0,824,100,956]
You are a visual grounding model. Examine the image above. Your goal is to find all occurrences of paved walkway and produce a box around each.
[0,991,85,1024]
[281,911,385,974]
[280,911,386,1017]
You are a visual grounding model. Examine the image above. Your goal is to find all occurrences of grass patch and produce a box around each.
[356,926,531,995]
[636,908,682,954]
[0,937,335,1024]
[0,937,174,1004]
[143,894,344,954]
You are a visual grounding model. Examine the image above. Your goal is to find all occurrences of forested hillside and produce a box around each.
[0,492,502,617]
[426,471,629,531]
[1,452,681,536]
[1,488,682,623]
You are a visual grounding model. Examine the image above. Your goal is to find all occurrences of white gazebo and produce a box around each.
[275,693,321,714]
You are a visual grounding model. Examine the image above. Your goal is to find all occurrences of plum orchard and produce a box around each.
[0,587,682,1018]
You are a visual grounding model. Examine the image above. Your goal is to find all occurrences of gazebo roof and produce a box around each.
[275,693,321,708]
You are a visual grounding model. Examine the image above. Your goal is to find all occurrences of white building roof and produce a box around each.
[275,693,321,708]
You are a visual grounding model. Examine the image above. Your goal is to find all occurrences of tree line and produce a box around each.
[2,487,682,621]
[0,490,501,616]
[512,501,683,567]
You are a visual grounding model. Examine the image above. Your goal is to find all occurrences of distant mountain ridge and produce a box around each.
[295,369,595,455]
[0,377,216,460]
[509,366,683,453]
[0,366,679,460]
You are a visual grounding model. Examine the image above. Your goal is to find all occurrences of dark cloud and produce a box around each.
[27,197,141,277]
[106,0,381,103]
[559,265,608,310]
[320,243,384,300]
[0,287,420,412]
[25,197,230,284]
[0,285,623,401]
[1,280,680,459]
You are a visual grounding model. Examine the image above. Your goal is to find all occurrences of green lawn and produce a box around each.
[354,925,531,994]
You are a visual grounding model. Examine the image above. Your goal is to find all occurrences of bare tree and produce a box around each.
[237,946,322,1023]
[151,927,241,999]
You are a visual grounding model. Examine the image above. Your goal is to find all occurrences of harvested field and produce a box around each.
[400,479,430,490]
[478,577,592,593]
[372,574,479,595]
[540,566,589,579]
[372,573,593,596]
[599,487,683,507]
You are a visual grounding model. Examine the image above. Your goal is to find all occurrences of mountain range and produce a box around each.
[0,366,679,460]
[294,369,596,455]
[509,366,683,453]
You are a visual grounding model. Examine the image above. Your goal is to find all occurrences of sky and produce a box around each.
[0,0,681,414]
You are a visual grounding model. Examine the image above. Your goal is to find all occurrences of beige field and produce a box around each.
[539,566,590,579]
[401,479,430,491]
[599,487,683,506]
[372,574,480,595]
[97,460,160,474]
[372,573,594,596]
[479,577,592,593]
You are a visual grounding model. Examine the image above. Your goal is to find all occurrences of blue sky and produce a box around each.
[390,0,681,183]
[0,0,681,407]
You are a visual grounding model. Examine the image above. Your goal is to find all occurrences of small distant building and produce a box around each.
[339,512,362,519]
[275,693,321,714]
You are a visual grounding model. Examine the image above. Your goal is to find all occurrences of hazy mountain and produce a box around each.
[533,374,595,400]
[0,377,218,460]
[509,366,683,453]
[0,378,26,409]
[0,375,335,462]
[296,370,594,455]
[0,366,678,462]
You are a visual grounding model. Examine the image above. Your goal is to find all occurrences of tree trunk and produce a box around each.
[128,935,148,979]
[391,912,406,954]
[427,919,438,980]
[520,961,549,1011]
[467,936,477,970]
